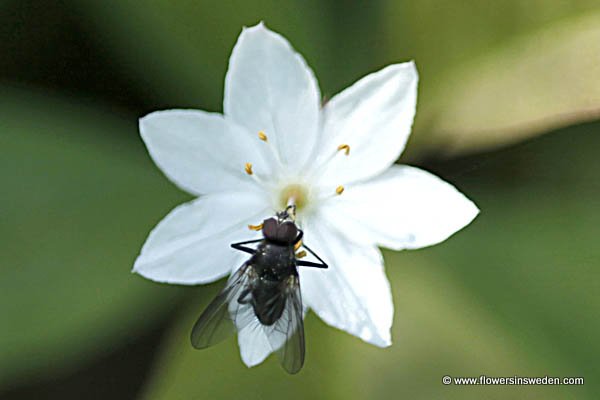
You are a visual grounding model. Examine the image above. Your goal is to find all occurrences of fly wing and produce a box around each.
[263,273,305,374]
[190,263,256,349]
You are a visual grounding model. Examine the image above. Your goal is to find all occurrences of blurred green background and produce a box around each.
[1,1,599,399]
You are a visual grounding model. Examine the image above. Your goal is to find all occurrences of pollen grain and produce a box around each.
[294,240,303,251]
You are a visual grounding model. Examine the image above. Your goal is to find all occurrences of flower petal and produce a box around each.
[140,110,269,196]
[237,322,272,368]
[314,62,418,187]
[133,190,270,284]
[300,216,393,347]
[321,165,479,251]
[224,23,321,173]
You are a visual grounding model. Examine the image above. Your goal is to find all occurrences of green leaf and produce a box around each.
[140,122,600,399]
[403,11,600,158]
[380,0,600,157]
[0,86,188,388]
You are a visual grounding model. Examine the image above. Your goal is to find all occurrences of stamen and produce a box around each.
[337,144,350,156]
[336,185,345,195]
[306,144,351,182]
[248,223,263,231]
[256,130,283,165]
[241,162,270,190]
[294,239,303,251]
[296,250,307,259]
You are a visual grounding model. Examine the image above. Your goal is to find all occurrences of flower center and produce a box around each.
[279,183,309,211]
[242,131,351,216]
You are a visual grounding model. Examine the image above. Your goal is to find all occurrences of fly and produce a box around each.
[190,205,328,374]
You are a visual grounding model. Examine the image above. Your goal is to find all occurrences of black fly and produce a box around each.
[190,205,328,374]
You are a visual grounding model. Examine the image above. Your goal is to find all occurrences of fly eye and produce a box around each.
[277,221,298,244]
[263,219,297,244]
[262,218,278,239]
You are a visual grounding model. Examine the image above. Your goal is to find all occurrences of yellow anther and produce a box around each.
[337,144,350,155]
[336,185,345,195]
[244,162,253,175]
[258,131,268,142]
[248,223,263,231]
[294,239,303,251]
[296,250,307,259]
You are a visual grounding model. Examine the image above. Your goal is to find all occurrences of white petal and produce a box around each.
[224,23,321,173]
[140,110,270,196]
[300,217,393,347]
[133,190,270,284]
[321,165,479,251]
[315,62,418,186]
[237,321,272,367]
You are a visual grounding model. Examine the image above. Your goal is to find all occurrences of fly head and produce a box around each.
[262,217,298,245]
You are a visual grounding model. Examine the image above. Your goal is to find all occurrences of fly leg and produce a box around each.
[293,229,304,245]
[237,287,252,305]
[297,242,328,269]
[231,239,263,255]
[293,229,327,268]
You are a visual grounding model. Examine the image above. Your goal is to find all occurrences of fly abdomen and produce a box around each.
[252,280,286,326]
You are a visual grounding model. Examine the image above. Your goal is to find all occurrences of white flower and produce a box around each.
[134,23,478,367]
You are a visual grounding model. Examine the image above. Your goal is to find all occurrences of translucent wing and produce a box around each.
[263,273,305,374]
[190,263,256,349]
